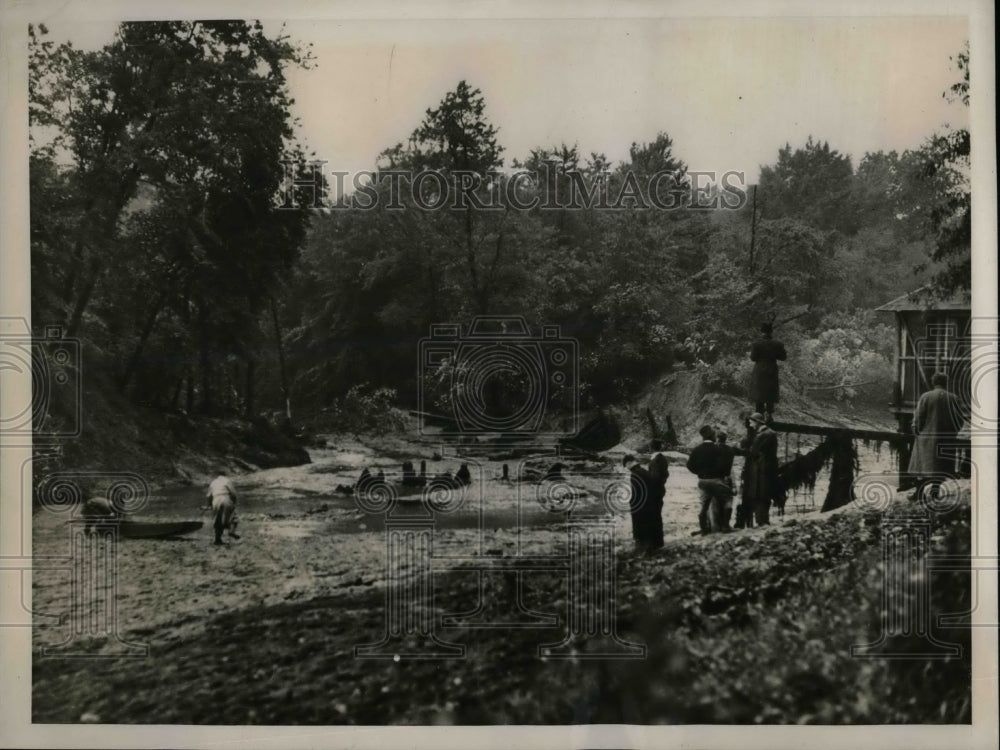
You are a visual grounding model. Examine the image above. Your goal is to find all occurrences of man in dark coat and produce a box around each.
[908,373,963,501]
[648,440,670,491]
[749,322,787,419]
[624,455,664,551]
[715,431,743,530]
[743,412,782,526]
[647,442,670,535]
[687,425,732,533]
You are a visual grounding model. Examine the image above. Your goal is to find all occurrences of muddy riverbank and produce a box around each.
[31,434,970,724]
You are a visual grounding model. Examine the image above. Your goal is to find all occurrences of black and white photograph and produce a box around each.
[0,0,996,747]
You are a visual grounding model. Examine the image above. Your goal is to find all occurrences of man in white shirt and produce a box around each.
[206,474,240,545]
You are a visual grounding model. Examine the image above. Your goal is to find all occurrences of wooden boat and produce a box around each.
[118,520,204,539]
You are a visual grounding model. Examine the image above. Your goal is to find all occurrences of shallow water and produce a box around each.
[31,434,894,654]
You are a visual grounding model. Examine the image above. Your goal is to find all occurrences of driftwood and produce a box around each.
[561,410,622,452]
[802,381,877,392]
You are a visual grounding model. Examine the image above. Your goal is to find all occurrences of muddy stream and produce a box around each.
[31,435,891,655]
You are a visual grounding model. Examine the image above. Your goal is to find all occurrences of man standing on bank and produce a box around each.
[908,372,963,502]
[749,322,787,421]
[743,413,782,527]
[687,425,732,534]
[624,455,664,552]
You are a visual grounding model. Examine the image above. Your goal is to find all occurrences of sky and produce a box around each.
[43,15,969,183]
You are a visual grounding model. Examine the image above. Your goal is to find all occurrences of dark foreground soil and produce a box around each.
[33,472,971,725]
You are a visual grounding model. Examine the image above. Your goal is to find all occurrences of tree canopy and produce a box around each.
[29,32,970,424]
[30,21,314,415]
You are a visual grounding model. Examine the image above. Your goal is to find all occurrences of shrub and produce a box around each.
[330,383,408,433]
[696,354,754,397]
[790,310,895,402]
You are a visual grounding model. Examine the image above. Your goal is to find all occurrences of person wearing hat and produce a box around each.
[748,322,787,420]
[623,454,664,552]
[742,412,782,526]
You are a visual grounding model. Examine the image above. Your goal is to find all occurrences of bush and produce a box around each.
[581,324,677,406]
[696,354,754,397]
[790,310,895,402]
[330,383,408,433]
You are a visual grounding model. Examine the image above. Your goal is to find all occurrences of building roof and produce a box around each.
[874,285,971,313]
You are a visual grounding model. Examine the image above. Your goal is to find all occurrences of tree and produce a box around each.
[29,21,313,415]
[409,80,504,174]
[917,43,970,296]
[375,81,512,317]
[758,137,858,234]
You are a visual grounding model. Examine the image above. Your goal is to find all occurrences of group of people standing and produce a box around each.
[623,410,786,552]
[623,321,789,550]
[623,442,670,551]
[687,413,784,536]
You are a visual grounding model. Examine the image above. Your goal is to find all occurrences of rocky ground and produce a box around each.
[31,433,972,725]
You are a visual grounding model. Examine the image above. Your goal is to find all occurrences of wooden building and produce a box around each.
[874,285,972,435]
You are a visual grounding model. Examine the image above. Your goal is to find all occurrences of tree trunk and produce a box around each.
[61,194,99,309]
[182,293,195,414]
[198,297,212,415]
[186,371,195,414]
[170,377,183,410]
[464,204,487,315]
[62,236,86,308]
[269,295,292,421]
[118,289,168,392]
[244,357,256,419]
[65,262,102,338]
[64,180,140,337]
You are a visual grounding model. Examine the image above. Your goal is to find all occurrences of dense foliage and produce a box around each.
[29,25,971,426]
[287,77,969,413]
[30,21,313,420]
